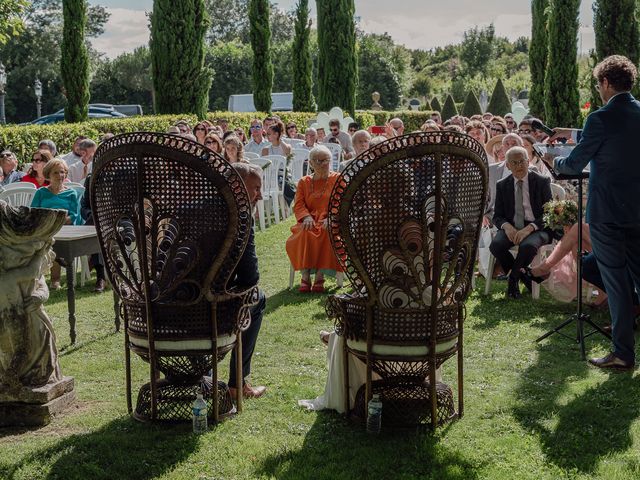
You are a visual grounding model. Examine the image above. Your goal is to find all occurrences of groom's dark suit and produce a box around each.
[490,170,553,281]
[556,92,640,364]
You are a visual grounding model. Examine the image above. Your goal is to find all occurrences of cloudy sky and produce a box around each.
[91,0,596,58]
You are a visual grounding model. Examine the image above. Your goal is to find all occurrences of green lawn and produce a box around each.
[1,218,639,480]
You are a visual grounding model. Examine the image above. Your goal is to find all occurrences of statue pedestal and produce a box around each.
[0,376,75,426]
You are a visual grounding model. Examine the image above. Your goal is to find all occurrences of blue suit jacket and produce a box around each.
[555,92,640,224]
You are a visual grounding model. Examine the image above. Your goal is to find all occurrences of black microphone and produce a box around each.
[531,119,556,137]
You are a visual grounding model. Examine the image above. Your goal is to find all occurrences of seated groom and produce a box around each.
[227,163,267,398]
[490,146,552,299]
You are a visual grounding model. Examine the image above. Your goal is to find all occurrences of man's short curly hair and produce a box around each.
[594,55,638,92]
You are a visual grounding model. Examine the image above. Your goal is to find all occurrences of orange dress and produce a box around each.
[286,172,343,273]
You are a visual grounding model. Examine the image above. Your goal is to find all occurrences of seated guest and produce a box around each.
[262,120,292,158]
[517,117,534,137]
[385,117,405,138]
[0,150,25,186]
[286,146,342,293]
[521,134,551,177]
[204,132,223,154]
[61,136,88,166]
[67,139,97,183]
[81,173,108,293]
[421,120,441,132]
[529,117,549,143]
[316,127,326,143]
[228,162,267,398]
[234,127,248,143]
[21,150,52,188]
[323,119,354,160]
[465,120,489,147]
[502,132,524,152]
[174,120,191,135]
[223,135,247,164]
[431,111,442,125]
[302,127,317,150]
[351,129,371,156]
[490,147,553,298]
[167,125,181,135]
[490,117,508,137]
[217,118,230,135]
[38,139,57,157]
[245,118,270,155]
[193,122,209,144]
[31,158,81,289]
[347,122,360,135]
[285,122,305,140]
[450,115,466,129]
[504,113,517,133]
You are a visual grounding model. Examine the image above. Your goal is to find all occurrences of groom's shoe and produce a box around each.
[589,353,634,372]
[507,275,522,299]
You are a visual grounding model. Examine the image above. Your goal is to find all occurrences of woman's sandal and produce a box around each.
[524,266,549,284]
[311,279,325,293]
[299,279,311,293]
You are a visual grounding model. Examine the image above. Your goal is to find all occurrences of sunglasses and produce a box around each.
[330,128,339,133]
[506,120,516,125]
[490,126,504,132]
[32,157,45,163]
[205,140,216,145]
[0,153,12,158]
[194,127,206,131]
[519,129,532,134]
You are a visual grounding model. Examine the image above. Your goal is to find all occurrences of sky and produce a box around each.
[90,0,596,59]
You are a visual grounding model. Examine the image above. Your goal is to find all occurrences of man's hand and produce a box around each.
[513,225,534,245]
[301,216,314,230]
[548,127,578,143]
[503,224,517,243]
[384,122,397,138]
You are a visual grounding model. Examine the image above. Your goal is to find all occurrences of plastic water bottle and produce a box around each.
[366,394,383,434]
[192,393,208,434]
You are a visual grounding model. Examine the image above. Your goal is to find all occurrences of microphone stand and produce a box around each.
[535,168,611,359]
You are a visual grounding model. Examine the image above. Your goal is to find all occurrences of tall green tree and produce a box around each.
[317,0,357,114]
[441,94,458,121]
[529,0,548,118]
[249,0,273,112]
[356,35,401,110]
[460,24,495,78]
[61,0,90,123]
[0,0,29,45]
[544,0,581,127]
[430,96,442,113]
[461,90,483,117]
[150,0,212,118]
[487,78,511,116]
[292,0,314,111]
[590,0,640,109]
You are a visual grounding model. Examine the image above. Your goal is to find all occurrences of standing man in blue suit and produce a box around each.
[551,55,640,371]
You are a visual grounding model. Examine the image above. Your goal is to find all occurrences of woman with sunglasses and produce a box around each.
[203,133,223,154]
[192,122,209,144]
[21,150,52,188]
[285,122,304,140]
[489,118,508,137]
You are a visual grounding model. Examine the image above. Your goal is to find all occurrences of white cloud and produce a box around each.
[91,7,149,58]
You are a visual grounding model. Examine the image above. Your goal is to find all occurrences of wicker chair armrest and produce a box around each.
[326,293,368,340]
[214,285,259,333]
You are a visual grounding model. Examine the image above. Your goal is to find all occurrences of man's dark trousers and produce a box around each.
[228,290,266,388]
[589,224,640,364]
[490,229,552,277]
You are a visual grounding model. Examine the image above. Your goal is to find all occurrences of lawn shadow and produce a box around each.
[256,412,480,480]
[265,288,336,316]
[0,416,201,480]
[513,331,640,473]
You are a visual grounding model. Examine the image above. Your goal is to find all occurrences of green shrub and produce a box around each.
[357,110,435,132]
[461,91,483,117]
[430,97,442,112]
[487,78,512,117]
[441,94,458,121]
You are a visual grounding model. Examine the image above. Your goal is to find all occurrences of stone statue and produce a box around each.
[371,91,383,111]
[0,201,75,426]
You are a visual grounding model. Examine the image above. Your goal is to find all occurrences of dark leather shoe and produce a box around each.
[523,266,548,284]
[507,276,521,299]
[589,353,634,372]
[520,271,533,293]
[94,279,106,293]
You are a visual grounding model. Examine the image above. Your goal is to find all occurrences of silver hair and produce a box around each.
[309,145,332,164]
[505,146,528,163]
[78,139,97,151]
[38,139,57,156]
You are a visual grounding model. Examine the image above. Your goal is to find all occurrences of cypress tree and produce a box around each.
[529,0,549,118]
[150,0,212,118]
[249,0,273,113]
[441,94,458,121]
[590,0,640,109]
[61,0,89,123]
[487,79,511,116]
[292,0,315,111]
[317,0,357,115]
[461,90,483,117]
[544,0,581,128]
[430,96,442,113]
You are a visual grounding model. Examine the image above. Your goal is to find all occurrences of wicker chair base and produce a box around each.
[133,377,236,422]
[352,379,456,429]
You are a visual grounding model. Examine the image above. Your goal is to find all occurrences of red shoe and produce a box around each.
[299,279,311,293]
[311,279,325,293]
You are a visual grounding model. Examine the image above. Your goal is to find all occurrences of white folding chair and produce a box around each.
[0,185,37,207]
[3,182,36,191]
[323,143,343,172]
[551,183,566,201]
[262,155,287,223]
[286,138,305,148]
[290,148,310,184]
[67,183,86,202]
[249,158,272,231]
[244,151,260,160]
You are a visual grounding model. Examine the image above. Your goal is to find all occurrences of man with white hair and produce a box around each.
[302,128,317,150]
[489,146,553,299]
[67,139,97,183]
[0,150,24,185]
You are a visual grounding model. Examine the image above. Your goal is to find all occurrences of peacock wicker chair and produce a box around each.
[326,131,488,429]
[90,132,258,423]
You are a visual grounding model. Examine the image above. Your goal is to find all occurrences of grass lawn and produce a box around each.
[1,218,639,480]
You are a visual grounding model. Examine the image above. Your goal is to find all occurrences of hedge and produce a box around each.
[0,110,443,164]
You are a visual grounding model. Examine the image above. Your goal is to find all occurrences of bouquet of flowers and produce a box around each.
[543,200,578,231]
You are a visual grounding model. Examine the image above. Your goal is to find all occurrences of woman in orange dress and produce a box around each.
[286,145,342,293]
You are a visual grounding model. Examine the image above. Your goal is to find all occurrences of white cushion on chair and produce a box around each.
[346,337,457,356]
[129,334,236,351]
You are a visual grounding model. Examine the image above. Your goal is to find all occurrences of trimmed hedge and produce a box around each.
[0,110,439,164]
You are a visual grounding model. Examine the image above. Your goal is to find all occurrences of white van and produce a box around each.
[228,92,293,112]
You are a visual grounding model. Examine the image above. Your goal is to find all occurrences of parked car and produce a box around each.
[27,107,127,125]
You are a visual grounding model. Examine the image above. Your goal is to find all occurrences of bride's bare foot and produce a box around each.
[319,330,331,345]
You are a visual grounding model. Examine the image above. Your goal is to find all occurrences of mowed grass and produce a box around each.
[1,218,640,480]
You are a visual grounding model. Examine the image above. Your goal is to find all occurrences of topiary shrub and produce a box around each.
[441,94,458,122]
[487,78,512,117]
[461,90,483,117]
